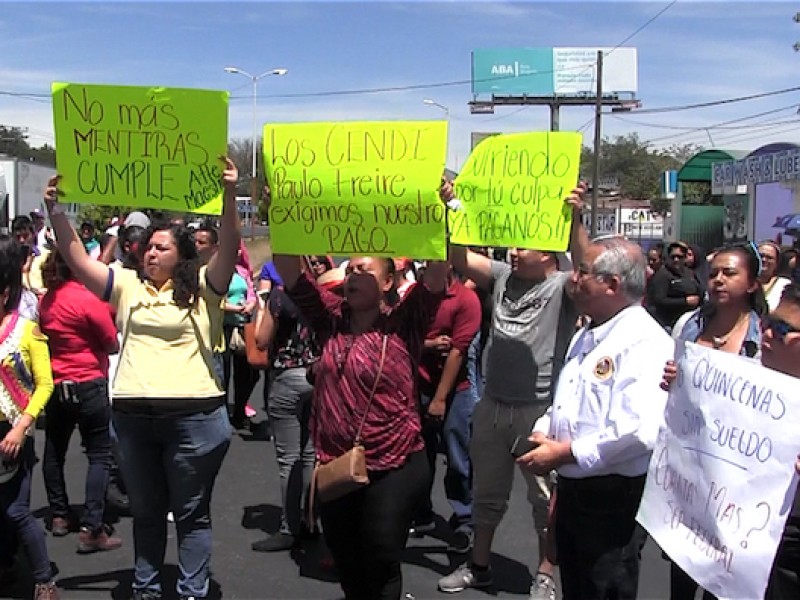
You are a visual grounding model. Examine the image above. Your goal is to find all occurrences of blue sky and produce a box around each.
[2,1,798,170]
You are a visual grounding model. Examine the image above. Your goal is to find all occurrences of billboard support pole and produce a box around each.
[550,103,560,132]
[590,50,603,239]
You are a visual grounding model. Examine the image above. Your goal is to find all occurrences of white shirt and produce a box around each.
[535,304,674,478]
[764,276,791,312]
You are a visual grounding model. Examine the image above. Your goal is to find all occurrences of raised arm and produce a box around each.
[206,157,241,294]
[440,180,494,290]
[448,246,493,291]
[44,175,111,299]
[567,182,590,269]
[98,233,119,265]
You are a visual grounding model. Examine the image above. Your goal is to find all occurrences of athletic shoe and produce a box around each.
[529,572,556,600]
[438,564,493,593]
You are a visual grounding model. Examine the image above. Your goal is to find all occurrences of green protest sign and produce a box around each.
[450,131,582,251]
[52,82,229,214]
[264,121,448,259]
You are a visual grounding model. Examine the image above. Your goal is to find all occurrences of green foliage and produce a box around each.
[682,181,715,205]
[0,126,55,166]
[77,205,126,229]
[228,137,264,197]
[580,134,698,203]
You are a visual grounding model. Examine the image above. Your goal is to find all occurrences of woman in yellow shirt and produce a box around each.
[0,235,58,600]
[44,158,240,600]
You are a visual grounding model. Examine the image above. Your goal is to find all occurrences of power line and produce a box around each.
[610,104,798,131]
[643,112,800,145]
[632,85,800,115]
[705,122,800,147]
[607,0,678,54]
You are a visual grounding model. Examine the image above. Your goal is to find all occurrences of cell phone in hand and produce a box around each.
[511,434,539,458]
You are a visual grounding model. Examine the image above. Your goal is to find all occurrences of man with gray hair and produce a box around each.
[519,237,673,600]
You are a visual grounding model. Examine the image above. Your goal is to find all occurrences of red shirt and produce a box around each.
[289,274,442,472]
[418,278,481,395]
[39,280,118,384]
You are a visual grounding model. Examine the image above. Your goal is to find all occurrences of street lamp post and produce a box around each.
[224,66,288,231]
[423,98,457,170]
[423,98,450,117]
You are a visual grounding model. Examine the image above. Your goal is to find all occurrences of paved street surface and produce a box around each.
[2,378,669,599]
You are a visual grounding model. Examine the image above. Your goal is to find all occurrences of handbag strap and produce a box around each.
[353,334,388,446]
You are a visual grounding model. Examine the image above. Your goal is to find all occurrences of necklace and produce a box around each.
[710,313,749,349]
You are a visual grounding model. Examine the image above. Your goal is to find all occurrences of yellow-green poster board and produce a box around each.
[450,131,582,251]
[52,82,229,214]
[264,121,448,258]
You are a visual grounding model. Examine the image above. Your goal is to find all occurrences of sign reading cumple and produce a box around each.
[264,121,448,259]
[52,83,230,214]
[449,131,581,251]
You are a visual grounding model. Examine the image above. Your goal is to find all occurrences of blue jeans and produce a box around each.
[112,406,231,598]
[43,377,112,531]
[0,431,53,583]
[418,384,480,531]
[467,333,484,400]
[267,368,315,535]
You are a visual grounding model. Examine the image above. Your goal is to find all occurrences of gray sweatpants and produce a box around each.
[470,395,552,534]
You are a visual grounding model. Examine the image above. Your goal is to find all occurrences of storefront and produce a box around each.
[670,149,745,251]
[712,142,800,246]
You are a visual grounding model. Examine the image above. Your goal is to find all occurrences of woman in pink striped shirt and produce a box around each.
[274,255,447,600]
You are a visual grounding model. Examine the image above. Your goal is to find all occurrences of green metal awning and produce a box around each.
[677,149,748,183]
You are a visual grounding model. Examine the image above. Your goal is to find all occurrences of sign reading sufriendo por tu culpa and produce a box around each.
[52,82,229,214]
[450,131,582,251]
[264,121,448,259]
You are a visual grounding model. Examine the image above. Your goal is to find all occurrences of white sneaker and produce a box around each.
[438,564,493,593]
[529,572,556,600]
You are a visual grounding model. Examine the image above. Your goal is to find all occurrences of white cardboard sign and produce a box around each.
[637,342,800,600]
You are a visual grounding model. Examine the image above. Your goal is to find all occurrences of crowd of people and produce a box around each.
[0,169,799,600]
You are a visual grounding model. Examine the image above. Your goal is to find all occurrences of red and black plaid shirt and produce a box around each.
[289,274,441,471]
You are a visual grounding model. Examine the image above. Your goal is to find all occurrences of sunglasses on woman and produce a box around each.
[761,315,800,342]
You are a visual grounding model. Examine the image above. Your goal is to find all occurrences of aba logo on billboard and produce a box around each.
[491,62,518,77]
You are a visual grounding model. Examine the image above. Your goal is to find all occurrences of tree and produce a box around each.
[0,126,55,166]
[227,137,266,197]
[580,133,684,202]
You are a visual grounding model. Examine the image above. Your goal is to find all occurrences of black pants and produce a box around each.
[765,516,800,599]
[223,325,259,423]
[556,474,649,600]
[320,450,428,600]
[42,378,112,531]
[669,561,717,600]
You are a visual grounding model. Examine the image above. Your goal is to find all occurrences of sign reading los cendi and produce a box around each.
[264,121,448,259]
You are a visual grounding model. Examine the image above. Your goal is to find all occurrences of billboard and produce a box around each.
[472,47,638,96]
[470,131,500,150]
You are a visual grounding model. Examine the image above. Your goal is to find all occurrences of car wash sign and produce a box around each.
[712,148,800,195]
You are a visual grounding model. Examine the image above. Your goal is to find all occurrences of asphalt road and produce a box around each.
[2,376,670,600]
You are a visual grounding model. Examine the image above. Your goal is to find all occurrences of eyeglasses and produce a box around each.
[669,253,686,260]
[576,264,611,280]
[762,315,800,342]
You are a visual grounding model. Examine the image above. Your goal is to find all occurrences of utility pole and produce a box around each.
[590,50,603,239]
